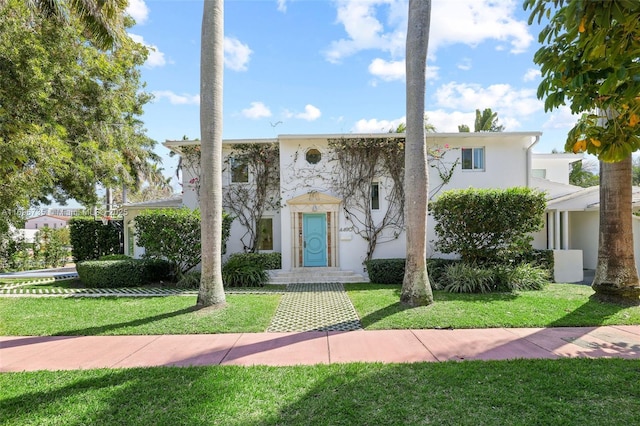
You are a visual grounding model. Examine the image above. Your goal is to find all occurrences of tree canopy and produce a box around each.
[0,0,156,231]
[458,108,504,132]
[525,0,640,162]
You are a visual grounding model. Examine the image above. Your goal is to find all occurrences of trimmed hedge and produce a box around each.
[69,217,122,262]
[431,187,546,264]
[365,258,458,287]
[76,259,173,288]
[227,252,282,270]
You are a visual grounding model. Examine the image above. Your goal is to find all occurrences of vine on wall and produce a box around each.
[327,136,459,262]
[222,143,281,252]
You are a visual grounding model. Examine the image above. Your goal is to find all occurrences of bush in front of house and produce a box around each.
[222,254,269,287]
[134,208,233,279]
[365,258,458,287]
[98,254,131,261]
[441,262,550,294]
[76,259,173,288]
[431,187,547,264]
[69,217,122,262]
[227,252,282,270]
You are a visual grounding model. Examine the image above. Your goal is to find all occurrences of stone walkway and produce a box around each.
[267,283,362,332]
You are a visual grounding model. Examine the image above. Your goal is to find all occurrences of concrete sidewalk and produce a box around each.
[2,325,639,372]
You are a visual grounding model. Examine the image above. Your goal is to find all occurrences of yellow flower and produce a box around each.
[573,139,587,153]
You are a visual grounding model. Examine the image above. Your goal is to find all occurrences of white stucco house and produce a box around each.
[24,214,71,230]
[123,131,640,283]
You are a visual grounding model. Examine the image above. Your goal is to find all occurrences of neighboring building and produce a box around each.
[123,195,183,259]
[24,215,71,230]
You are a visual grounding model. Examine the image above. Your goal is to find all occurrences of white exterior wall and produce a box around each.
[25,216,69,230]
[570,210,599,269]
[531,154,581,185]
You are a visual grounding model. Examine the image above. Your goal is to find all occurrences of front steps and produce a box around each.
[268,267,369,284]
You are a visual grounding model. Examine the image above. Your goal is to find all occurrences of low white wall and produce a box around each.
[553,249,583,283]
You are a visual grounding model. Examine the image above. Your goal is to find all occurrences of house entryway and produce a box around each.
[303,213,327,267]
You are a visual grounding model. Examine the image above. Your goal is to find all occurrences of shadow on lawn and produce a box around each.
[355,286,518,329]
[52,304,204,336]
[3,360,639,425]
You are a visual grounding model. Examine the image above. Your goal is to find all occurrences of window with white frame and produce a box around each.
[461,147,485,171]
[230,156,249,183]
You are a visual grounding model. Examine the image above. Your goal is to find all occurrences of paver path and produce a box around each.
[267,282,362,332]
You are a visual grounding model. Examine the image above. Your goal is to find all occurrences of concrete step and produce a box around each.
[268,268,369,284]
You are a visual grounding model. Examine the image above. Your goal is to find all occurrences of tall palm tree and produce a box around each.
[25,0,127,49]
[593,156,640,299]
[401,0,434,307]
[197,0,226,307]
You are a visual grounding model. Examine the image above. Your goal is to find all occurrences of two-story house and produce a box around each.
[124,131,640,283]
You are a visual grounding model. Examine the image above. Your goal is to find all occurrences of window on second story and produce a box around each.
[230,156,249,183]
[461,147,485,171]
[371,182,380,210]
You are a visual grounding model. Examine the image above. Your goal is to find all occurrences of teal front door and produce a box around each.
[303,213,327,267]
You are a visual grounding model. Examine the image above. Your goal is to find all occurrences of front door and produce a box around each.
[303,213,327,267]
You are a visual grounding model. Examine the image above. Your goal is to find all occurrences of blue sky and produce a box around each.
[125,0,579,186]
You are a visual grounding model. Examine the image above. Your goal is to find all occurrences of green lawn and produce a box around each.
[346,283,640,329]
[1,283,639,336]
[1,359,639,425]
[0,295,281,335]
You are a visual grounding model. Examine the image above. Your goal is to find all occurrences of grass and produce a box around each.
[1,359,639,425]
[346,283,640,329]
[1,283,639,336]
[0,295,281,335]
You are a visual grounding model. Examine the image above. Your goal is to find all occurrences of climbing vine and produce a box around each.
[222,143,281,252]
[327,136,459,262]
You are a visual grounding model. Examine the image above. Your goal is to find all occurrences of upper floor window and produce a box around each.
[371,182,380,210]
[230,156,249,183]
[306,148,322,164]
[461,147,485,171]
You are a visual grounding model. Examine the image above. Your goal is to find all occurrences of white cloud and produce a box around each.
[325,0,533,63]
[277,0,288,12]
[426,110,476,133]
[295,104,322,121]
[126,0,149,24]
[224,37,252,71]
[368,58,439,82]
[352,117,406,133]
[523,68,541,82]
[152,90,199,105]
[129,33,166,68]
[242,102,272,119]
[457,58,472,71]
[368,58,405,82]
[543,106,580,130]
[435,82,542,117]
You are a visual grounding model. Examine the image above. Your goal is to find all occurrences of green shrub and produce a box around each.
[431,187,546,264]
[77,260,146,288]
[365,258,457,287]
[142,259,175,282]
[442,263,495,294]
[69,217,122,262]
[98,254,131,261]
[76,259,173,288]
[227,252,282,270]
[134,208,233,277]
[365,258,405,284]
[222,255,269,287]
[175,271,201,289]
[494,263,550,291]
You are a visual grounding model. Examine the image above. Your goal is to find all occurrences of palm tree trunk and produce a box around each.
[401,0,434,306]
[592,155,640,300]
[197,0,225,307]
